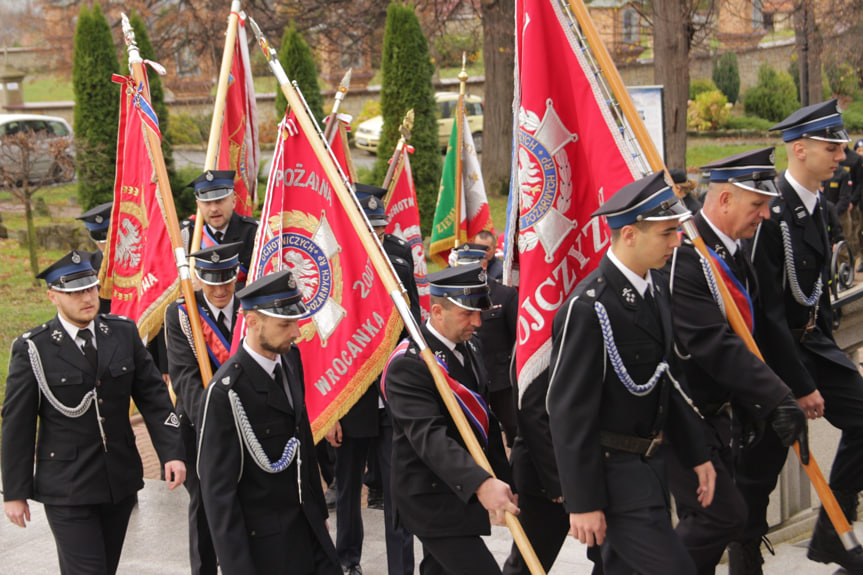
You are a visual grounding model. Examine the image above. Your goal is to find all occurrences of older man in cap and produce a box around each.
[325,183,419,575]
[663,148,807,574]
[182,169,258,288]
[382,264,517,575]
[165,241,243,575]
[548,172,716,575]
[740,99,863,573]
[77,201,114,314]
[197,269,340,575]
[1,250,186,575]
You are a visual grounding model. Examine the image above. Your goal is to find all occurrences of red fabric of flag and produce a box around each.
[219,15,259,216]
[244,111,402,441]
[385,150,430,320]
[100,74,179,343]
[509,0,642,399]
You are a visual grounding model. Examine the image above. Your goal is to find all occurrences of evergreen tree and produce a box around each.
[712,52,740,105]
[276,23,325,125]
[129,12,177,191]
[374,2,441,238]
[72,2,120,210]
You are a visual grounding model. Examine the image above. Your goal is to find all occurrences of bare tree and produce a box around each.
[480,0,514,197]
[0,131,74,281]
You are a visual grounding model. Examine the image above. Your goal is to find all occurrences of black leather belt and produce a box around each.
[599,430,663,458]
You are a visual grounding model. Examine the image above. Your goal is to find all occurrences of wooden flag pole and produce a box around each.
[190,0,242,259]
[249,18,546,575]
[565,0,858,547]
[121,15,213,386]
[453,53,467,251]
[382,109,414,192]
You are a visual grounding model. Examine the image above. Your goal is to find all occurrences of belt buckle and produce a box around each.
[645,435,662,458]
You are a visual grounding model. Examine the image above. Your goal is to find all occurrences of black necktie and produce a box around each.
[213,230,224,243]
[454,342,468,366]
[216,311,230,339]
[813,200,829,247]
[78,329,98,370]
[644,289,659,315]
[273,363,293,409]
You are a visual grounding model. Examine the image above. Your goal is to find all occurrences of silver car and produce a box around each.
[0,113,75,186]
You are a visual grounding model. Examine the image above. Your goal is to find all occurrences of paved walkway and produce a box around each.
[0,477,856,574]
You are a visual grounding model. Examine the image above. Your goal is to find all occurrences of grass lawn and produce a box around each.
[686,137,789,173]
[22,74,75,102]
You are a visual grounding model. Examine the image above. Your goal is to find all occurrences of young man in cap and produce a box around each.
[325,182,419,575]
[740,99,863,572]
[474,230,504,281]
[164,241,243,575]
[1,250,186,575]
[664,148,808,574]
[547,172,716,575]
[197,269,340,575]
[383,263,517,574]
[182,169,258,288]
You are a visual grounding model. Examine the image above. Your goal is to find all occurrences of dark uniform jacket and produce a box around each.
[509,368,562,500]
[339,233,421,438]
[197,344,338,575]
[667,212,790,441]
[476,279,518,393]
[547,255,708,514]
[749,173,858,400]
[1,314,184,506]
[182,212,258,286]
[384,323,510,537]
[164,291,239,428]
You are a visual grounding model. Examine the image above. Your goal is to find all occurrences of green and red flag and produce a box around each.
[429,112,494,267]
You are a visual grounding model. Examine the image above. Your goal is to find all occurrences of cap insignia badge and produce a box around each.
[71,252,81,264]
[478,271,487,282]
[211,252,220,263]
[206,171,214,181]
[368,197,378,210]
[95,215,104,223]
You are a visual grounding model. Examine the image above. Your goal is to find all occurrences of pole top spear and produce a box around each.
[120,13,142,68]
[399,109,414,142]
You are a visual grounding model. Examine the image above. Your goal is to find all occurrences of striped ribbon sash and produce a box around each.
[382,339,490,447]
[178,303,231,368]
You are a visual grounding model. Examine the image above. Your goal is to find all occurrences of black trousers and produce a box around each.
[666,424,747,574]
[181,421,218,575]
[737,352,863,540]
[334,434,371,568]
[419,534,501,575]
[602,503,697,575]
[501,493,569,575]
[44,494,138,575]
[377,409,415,575]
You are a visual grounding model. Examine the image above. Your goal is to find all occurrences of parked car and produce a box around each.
[354,92,484,155]
[0,114,75,185]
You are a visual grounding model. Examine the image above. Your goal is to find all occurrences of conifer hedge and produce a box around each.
[276,23,325,126]
[374,2,441,238]
[72,3,120,210]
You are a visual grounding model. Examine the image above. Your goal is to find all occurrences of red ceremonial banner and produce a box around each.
[245,111,402,441]
[100,73,179,343]
[384,149,430,320]
[219,15,259,216]
[508,0,641,398]
[327,118,355,186]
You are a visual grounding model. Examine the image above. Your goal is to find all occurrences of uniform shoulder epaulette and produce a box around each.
[391,255,409,268]
[770,196,785,216]
[212,361,243,390]
[385,234,408,247]
[102,313,134,324]
[19,322,49,341]
[238,214,259,225]
[574,273,607,303]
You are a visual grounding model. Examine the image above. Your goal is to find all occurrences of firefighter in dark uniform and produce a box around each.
[325,183,419,575]
[382,264,517,575]
[1,250,186,575]
[664,148,808,574]
[740,99,863,573]
[547,173,716,575]
[164,241,243,575]
[197,269,340,575]
[76,201,113,314]
[181,169,258,288]
[451,242,519,446]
